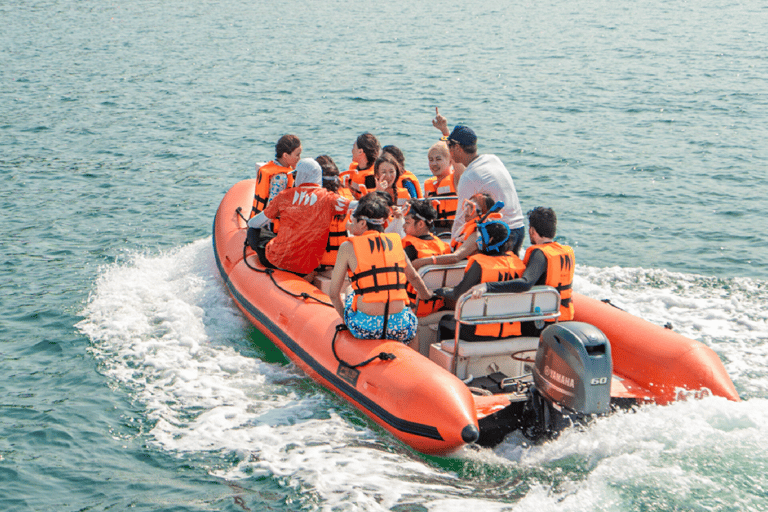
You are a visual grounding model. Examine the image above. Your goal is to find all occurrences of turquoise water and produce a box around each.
[2,0,768,510]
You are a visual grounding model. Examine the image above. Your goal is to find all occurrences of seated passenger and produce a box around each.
[250,134,301,219]
[329,194,431,342]
[410,192,498,270]
[316,155,353,269]
[471,207,575,334]
[401,199,452,317]
[340,132,380,199]
[247,158,351,275]
[373,152,411,207]
[382,145,423,199]
[433,219,526,341]
[423,141,457,233]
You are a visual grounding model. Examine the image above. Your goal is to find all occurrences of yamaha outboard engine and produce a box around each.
[528,321,612,439]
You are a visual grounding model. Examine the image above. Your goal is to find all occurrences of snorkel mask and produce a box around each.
[475,201,510,253]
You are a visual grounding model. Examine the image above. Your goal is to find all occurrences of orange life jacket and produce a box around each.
[319,187,354,267]
[340,162,374,199]
[251,160,295,218]
[397,170,423,198]
[402,234,452,316]
[348,231,409,310]
[450,212,502,251]
[523,242,575,321]
[393,186,411,206]
[466,252,526,337]
[424,172,457,230]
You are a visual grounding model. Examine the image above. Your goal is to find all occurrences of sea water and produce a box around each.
[2,0,768,510]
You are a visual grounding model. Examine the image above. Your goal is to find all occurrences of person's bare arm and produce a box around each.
[329,242,353,319]
[432,107,449,137]
[404,258,432,301]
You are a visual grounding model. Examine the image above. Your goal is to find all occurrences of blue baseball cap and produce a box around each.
[441,125,477,146]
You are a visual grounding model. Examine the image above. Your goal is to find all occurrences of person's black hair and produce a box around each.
[354,193,389,232]
[356,132,381,167]
[275,134,301,160]
[407,199,437,226]
[527,206,557,239]
[381,145,405,168]
[471,192,495,216]
[479,222,511,255]
[316,154,340,193]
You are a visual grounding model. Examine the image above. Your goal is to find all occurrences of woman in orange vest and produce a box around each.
[401,199,452,317]
[340,132,380,199]
[382,145,423,199]
[372,153,411,207]
[329,194,431,342]
[471,206,575,335]
[250,134,301,218]
[423,142,457,234]
[433,219,526,341]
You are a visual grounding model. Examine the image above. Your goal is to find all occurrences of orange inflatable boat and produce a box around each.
[213,180,739,455]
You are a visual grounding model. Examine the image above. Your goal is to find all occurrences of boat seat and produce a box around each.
[429,286,562,380]
[439,337,539,358]
[417,261,467,291]
[313,273,351,298]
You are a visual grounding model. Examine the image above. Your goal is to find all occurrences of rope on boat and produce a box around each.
[236,206,334,308]
[331,324,396,369]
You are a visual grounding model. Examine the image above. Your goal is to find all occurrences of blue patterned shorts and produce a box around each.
[343,293,417,342]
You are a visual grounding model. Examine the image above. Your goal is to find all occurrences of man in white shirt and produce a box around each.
[442,124,525,255]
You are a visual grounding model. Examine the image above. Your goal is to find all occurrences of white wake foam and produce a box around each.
[77,244,768,510]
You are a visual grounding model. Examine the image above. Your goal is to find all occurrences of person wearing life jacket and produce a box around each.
[471,206,575,335]
[410,192,497,270]
[250,134,301,219]
[433,218,526,341]
[373,153,411,207]
[340,133,380,199]
[247,158,351,276]
[316,154,354,269]
[329,194,431,342]
[401,199,452,317]
[381,145,423,199]
[423,141,457,233]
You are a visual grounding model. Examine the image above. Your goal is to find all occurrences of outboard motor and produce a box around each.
[528,321,612,438]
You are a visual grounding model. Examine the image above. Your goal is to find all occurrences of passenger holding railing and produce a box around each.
[423,141,457,233]
[329,194,432,342]
[431,217,526,341]
[470,207,575,335]
[400,199,452,317]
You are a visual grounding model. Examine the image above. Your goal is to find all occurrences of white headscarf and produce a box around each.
[294,158,322,186]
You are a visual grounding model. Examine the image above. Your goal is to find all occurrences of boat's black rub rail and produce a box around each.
[212,223,444,442]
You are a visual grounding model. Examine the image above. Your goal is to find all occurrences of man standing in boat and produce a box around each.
[432,109,525,255]
[471,206,575,334]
